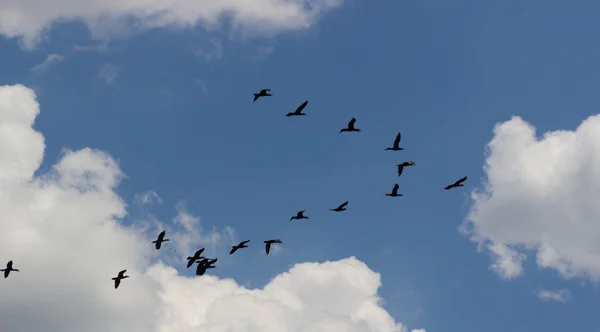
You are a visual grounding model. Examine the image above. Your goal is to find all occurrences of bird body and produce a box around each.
[230,240,250,255]
[253,88,272,102]
[112,269,129,289]
[339,118,361,133]
[1,260,19,278]
[330,200,349,212]
[286,101,308,117]
[396,161,416,177]
[385,132,404,151]
[290,210,309,221]
[385,183,403,197]
[444,176,468,190]
[151,230,169,250]
[264,239,283,255]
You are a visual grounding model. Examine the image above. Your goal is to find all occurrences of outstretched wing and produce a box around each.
[338,200,349,209]
[455,176,468,185]
[397,165,404,177]
[157,230,166,241]
[348,118,357,130]
[393,183,399,192]
[393,133,401,147]
[265,242,272,255]
[295,101,308,114]
[240,239,251,245]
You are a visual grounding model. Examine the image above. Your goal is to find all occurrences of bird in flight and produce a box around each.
[152,230,170,250]
[286,101,308,117]
[385,183,403,197]
[444,176,468,190]
[264,239,283,255]
[290,210,309,221]
[230,240,250,255]
[253,88,272,102]
[196,258,217,276]
[1,260,19,278]
[330,200,349,212]
[186,248,206,268]
[339,118,361,133]
[397,161,416,177]
[385,132,404,151]
[112,270,129,289]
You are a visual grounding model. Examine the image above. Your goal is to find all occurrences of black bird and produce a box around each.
[290,210,309,221]
[339,118,361,133]
[112,269,129,289]
[195,258,217,276]
[286,101,308,117]
[385,183,403,197]
[385,132,404,151]
[186,248,206,268]
[1,260,19,278]
[264,239,283,255]
[230,240,250,255]
[444,176,468,190]
[253,88,272,102]
[396,161,416,177]
[330,200,349,212]
[152,230,169,250]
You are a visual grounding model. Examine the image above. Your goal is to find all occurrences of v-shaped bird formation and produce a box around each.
[2,88,468,288]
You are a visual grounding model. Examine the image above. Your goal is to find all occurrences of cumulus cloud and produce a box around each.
[537,289,572,303]
[463,115,600,281]
[0,83,423,332]
[30,53,64,72]
[0,0,345,49]
[98,63,119,83]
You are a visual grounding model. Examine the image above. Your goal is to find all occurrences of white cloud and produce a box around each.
[0,83,423,332]
[0,0,345,49]
[30,53,64,72]
[463,115,600,282]
[134,190,163,205]
[537,289,572,303]
[98,63,119,83]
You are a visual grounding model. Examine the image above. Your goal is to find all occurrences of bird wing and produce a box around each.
[7,261,12,269]
[397,165,404,176]
[393,183,399,191]
[339,201,349,209]
[230,247,237,255]
[456,176,468,185]
[266,242,271,255]
[394,133,401,147]
[295,101,308,114]
[158,230,166,240]
[240,240,250,245]
[348,118,357,129]
[195,248,205,257]
[259,89,267,94]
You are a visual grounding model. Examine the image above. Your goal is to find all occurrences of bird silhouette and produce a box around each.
[286,101,308,117]
[253,88,272,102]
[186,248,206,268]
[151,230,169,250]
[385,183,403,197]
[1,260,19,278]
[339,118,361,133]
[230,240,250,255]
[264,239,283,255]
[112,269,129,289]
[195,258,217,275]
[385,132,404,151]
[397,161,416,177]
[444,176,468,190]
[330,200,349,212]
[290,210,309,221]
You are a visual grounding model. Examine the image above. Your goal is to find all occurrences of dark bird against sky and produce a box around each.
[152,230,169,250]
[286,100,308,117]
[264,239,283,255]
[1,260,19,279]
[330,200,349,212]
[444,176,468,190]
[385,183,403,197]
[385,132,404,151]
[112,269,129,289]
[186,248,206,268]
[290,210,309,221]
[253,88,272,102]
[230,240,250,255]
[339,118,361,133]
[397,161,416,177]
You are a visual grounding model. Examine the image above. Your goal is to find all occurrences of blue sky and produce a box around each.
[1,0,600,331]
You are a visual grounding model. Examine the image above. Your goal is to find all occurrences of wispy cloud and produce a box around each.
[73,42,109,53]
[134,191,163,205]
[30,54,64,73]
[98,63,119,83]
[537,289,572,303]
[195,38,224,61]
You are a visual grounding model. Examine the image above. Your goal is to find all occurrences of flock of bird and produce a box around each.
[1,87,468,289]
